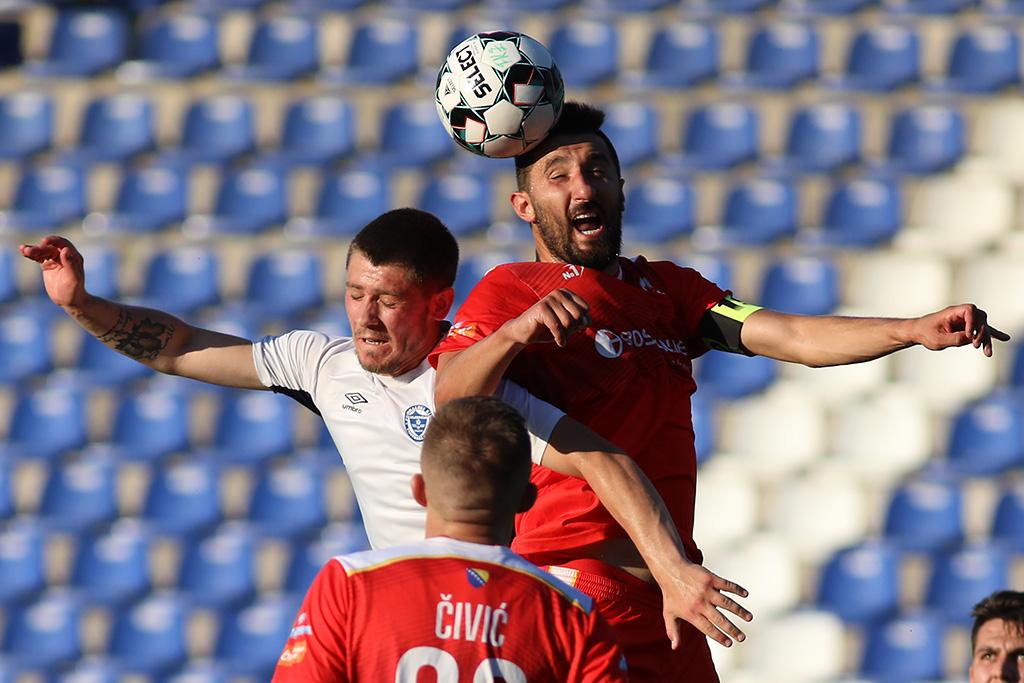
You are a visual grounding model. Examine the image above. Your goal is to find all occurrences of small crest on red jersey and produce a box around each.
[448,321,480,339]
[466,567,490,588]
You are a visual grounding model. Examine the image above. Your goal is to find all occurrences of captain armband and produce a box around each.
[698,295,764,356]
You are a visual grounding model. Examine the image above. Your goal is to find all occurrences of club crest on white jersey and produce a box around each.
[403,404,433,442]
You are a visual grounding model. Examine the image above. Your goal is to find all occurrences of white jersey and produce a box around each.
[252,331,564,549]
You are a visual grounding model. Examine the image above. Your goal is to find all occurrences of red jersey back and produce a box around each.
[429,257,726,565]
[272,536,627,683]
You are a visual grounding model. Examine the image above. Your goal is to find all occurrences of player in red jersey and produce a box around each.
[431,102,1010,682]
[272,395,627,682]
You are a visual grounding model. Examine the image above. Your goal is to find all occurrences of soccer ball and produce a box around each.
[435,31,564,158]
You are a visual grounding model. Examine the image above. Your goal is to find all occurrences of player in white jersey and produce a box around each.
[22,208,750,647]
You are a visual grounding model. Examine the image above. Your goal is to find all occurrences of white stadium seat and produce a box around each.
[704,532,803,619]
[741,610,847,683]
[975,99,1024,184]
[891,343,1001,413]
[844,252,952,319]
[693,456,760,553]
[779,354,890,407]
[955,255,1024,336]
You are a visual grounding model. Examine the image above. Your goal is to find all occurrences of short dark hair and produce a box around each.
[420,396,532,521]
[514,101,621,190]
[346,208,459,290]
[971,590,1024,651]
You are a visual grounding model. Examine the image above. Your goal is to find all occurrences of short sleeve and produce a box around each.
[657,263,728,336]
[577,609,628,683]
[272,559,349,682]
[495,380,565,465]
[252,330,332,396]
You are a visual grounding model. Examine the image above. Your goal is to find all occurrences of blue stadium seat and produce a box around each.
[268,96,356,168]
[215,594,299,679]
[0,251,15,304]
[284,522,370,598]
[860,611,945,683]
[692,394,716,465]
[75,332,153,388]
[681,103,759,170]
[0,91,52,160]
[107,593,188,677]
[70,520,151,608]
[689,0,777,10]
[1012,344,1024,386]
[940,24,1020,93]
[883,473,964,552]
[25,9,128,77]
[142,460,222,540]
[173,95,255,166]
[72,94,155,164]
[549,21,619,87]
[817,541,902,625]
[696,352,777,399]
[781,103,861,173]
[687,253,737,295]
[38,455,118,534]
[249,463,328,540]
[884,0,975,13]
[945,390,1024,474]
[737,21,819,89]
[603,102,659,169]
[135,12,220,78]
[73,245,120,300]
[2,591,83,671]
[759,256,839,315]
[782,0,878,13]
[814,176,903,247]
[991,481,1024,551]
[0,163,86,232]
[83,164,187,235]
[0,521,45,607]
[0,310,51,384]
[486,0,575,8]
[141,246,220,315]
[0,461,11,520]
[886,104,965,174]
[232,15,318,82]
[55,657,122,683]
[623,177,696,243]
[838,24,920,91]
[187,166,287,236]
[720,177,798,245]
[418,174,492,237]
[374,101,453,168]
[926,542,1009,624]
[453,251,519,311]
[244,249,324,321]
[288,169,391,238]
[293,305,353,342]
[178,522,257,609]
[983,0,1024,13]
[634,22,719,88]
[197,391,296,465]
[388,0,476,7]
[111,390,190,462]
[324,19,419,85]
[5,387,87,461]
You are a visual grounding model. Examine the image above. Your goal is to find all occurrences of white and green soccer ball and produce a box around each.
[435,31,564,158]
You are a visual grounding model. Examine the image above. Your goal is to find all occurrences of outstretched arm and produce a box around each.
[740,304,1010,368]
[20,235,263,389]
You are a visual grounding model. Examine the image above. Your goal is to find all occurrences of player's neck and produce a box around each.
[425,519,513,547]
[532,246,620,277]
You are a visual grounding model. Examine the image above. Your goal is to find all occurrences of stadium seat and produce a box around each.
[717,176,797,245]
[892,344,1000,412]
[0,309,52,384]
[454,250,521,311]
[70,520,151,607]
[72,93,155,164]
[735,21,819,89]
[374,101,453,168]
[284,522,370,598]
[74,332,153,388]
[705,532,802,617]
[2,591,83,671]
[243,250,324,321]
[297,306,354,341]
[631,22,718,88]
[939,24,1020,93]
[268,96,356,168]
[0,251,14,304]
[898,171,1013,254]
[688,0,778,11]
[768,467,869,561]
[5,387,87,461]
[780,103,861,173]
[38,455,118,534]
[172,95,255,166]
[142,459,223,540]
[838,24,920,91]
[55,658,122,683]
[486,0,576,8]
[418,174,492,237]
[926,542,1010,624]
[945,390,1024,475]
[388,0,476,8]
[743,610,846,682]
[72,244,119,300]
[0,521,46,607]
[324,19,418,85]
[0,163,86,232]
[601,102,659,170]
[991,481,1024,551]
[678,253,733,292]
[983,0,1024,13]
[695,351,776,399]
[691,457,758,551]
[845,252,950,318]
[885,104,965,174]
[549,21,619,87]
[178,522,257,609]
[133,12,220,79]
[216,594,298,679]
[111,389,190,462]
[817,541,902,625]
[955,256,1024,334]
[286,168,391,238]
[25,8,128,77]
[759,255,838,315]
[83,164,187,235]
[782,0,878,13]
[812,175,903,247]
[860,611,945,683]
[163,662,229,683]
[197,391,296,465]
[883,473,964,552]
[230,15,318,82]
[107,593,188,677]
[0,460,11,520]
[184,166,287,237]
[681,102,759,170]
[623,177,695,244]
[884,0,976,13]
[141,246,220,315]
[248,463,328,540]
[0,91,52,160]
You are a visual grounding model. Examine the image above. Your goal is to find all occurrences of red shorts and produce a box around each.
[544,559,719,683]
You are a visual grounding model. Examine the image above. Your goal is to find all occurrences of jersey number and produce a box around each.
[395,646,526,682]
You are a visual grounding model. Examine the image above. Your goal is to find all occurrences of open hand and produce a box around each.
[661,563,752,650]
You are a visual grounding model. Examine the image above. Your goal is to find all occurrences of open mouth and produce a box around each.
[571,211,604,237]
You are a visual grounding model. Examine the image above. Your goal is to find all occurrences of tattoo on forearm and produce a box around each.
[98,306,175,360]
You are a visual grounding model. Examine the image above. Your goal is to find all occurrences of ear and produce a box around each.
[411,473,427,509]
[510,190,535,224]
[431,287,454,321]
[516,482,538,513]
[619,177,625,207]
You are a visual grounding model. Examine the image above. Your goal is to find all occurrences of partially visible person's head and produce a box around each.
[345,208,458,376]
[970,590,1024,683]
[511,102,624,273]
[413,396,536,542]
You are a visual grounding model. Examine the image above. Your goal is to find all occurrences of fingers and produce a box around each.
[663,616,683,651]
[539,289,590,347]
[19,235,74,263]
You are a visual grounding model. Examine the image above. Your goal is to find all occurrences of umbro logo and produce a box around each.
[345,393,368,405]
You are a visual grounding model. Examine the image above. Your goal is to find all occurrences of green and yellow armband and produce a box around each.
[698,295,763,355]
